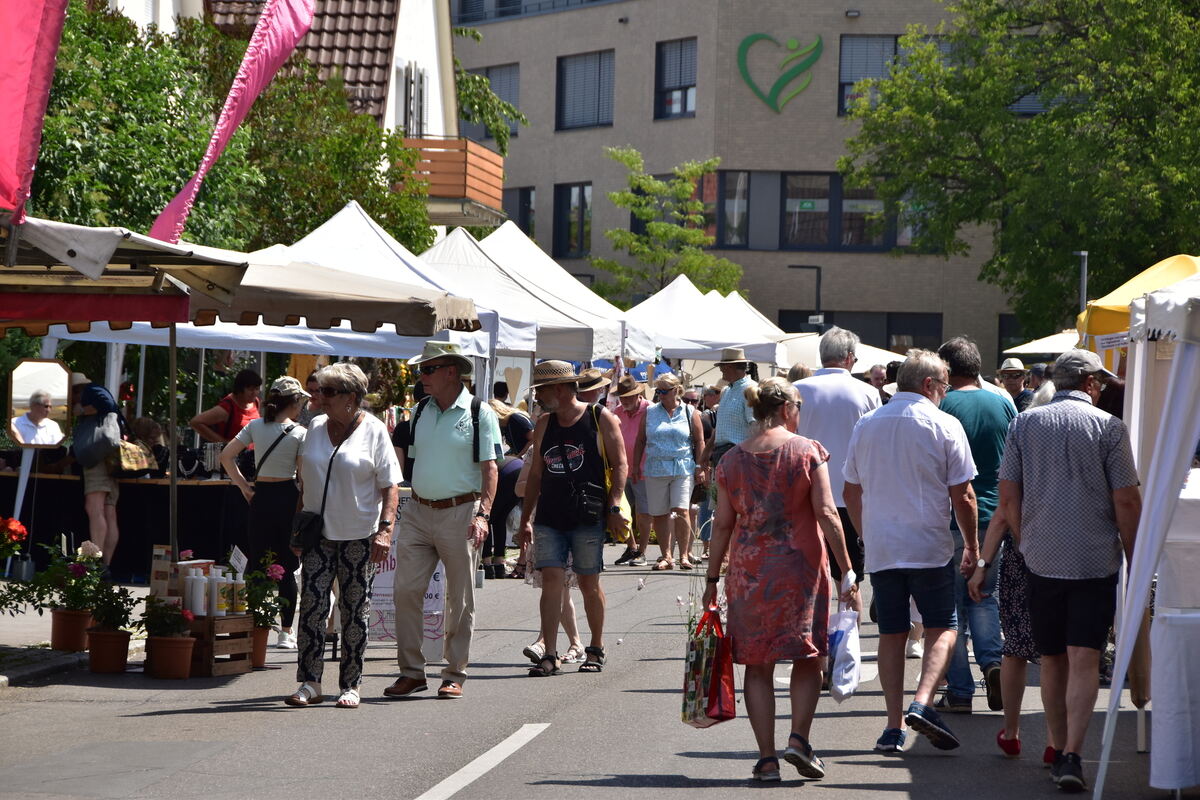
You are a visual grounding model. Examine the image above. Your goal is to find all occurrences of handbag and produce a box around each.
[553,411,606,529]
[828,603,861,703]
[290,416,357,552]
[590,405,631,540]
[682,606,736,728]
[74,412,121,468]
[114,440,154,476]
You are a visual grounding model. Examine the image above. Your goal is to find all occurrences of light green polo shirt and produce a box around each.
[409,385,503,500]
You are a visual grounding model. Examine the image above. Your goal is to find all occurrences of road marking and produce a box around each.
[413,723,550,800]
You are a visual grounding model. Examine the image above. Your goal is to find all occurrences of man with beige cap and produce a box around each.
[385,341,503,701]
[997,358,1033,412]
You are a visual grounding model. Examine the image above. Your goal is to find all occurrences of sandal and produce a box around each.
[528,654,561,677]
[678,559,694,570]
[752,756,781,782]
[284,681,323,707]
[335,688,360,709]
[578,645,606,673]
[652,559,674,571]
[510,564,526,580]
[783,732,826,779]
[522,641,546,665]
[562,643,586,663]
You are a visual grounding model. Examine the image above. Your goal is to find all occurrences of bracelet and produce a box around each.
[474,510,489,518]
[706,575,720,584]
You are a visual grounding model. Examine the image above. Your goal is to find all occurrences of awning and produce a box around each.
[1077,254,1200,337]
[1003,329,1081,355]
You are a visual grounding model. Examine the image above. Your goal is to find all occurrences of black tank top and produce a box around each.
[535,404,606,529]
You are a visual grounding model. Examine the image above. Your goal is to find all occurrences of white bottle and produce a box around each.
[232,572,247,614]
[182,570,195,613]
[475,565,485,589]
[191,569,208,617]
[209,570,225,617]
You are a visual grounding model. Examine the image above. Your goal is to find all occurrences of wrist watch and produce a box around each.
[474,510,489,519]
[977,558,991,570]
[378,518,393,529]
[609,505,621,514]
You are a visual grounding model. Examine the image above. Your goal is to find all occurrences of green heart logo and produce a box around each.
[737,34,823,113]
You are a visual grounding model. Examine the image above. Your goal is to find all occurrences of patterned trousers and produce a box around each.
[296,537,376,692]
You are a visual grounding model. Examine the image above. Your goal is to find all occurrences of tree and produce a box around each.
[453,27,528,157]
[838,0,1200,335]
[591,146,742,308]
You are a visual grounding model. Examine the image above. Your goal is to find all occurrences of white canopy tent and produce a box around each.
[422,228,615,361]
[1096,275,1200,796]
[1003,329,1081,356]
[777,332,900,374]
[478,222,656,362]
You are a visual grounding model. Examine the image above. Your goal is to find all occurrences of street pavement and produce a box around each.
[0,547,1169,799]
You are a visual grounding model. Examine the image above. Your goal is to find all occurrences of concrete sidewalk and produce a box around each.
[0,582,149,688]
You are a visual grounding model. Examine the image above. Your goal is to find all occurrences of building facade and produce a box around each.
[454,0,1017,367]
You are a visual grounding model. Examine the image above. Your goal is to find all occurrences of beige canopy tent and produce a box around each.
[1003,329,1081,356]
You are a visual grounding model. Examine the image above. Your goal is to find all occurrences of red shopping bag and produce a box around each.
[682,607,736,728]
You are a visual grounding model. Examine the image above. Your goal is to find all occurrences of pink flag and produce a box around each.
[0,0,69,223]
[149,0,314,243]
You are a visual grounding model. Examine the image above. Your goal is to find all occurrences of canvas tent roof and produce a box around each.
[1003,329,1081,356]
[1077,254,1200,337]
[422,228,605,359]
[777,332,899,374]
[478,222,656,362]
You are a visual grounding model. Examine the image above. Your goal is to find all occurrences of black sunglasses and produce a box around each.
[317,386,347,398]
[682,397,698,404]
[419,363,452,376]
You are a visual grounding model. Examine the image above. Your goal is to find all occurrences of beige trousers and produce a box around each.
[393,500,479,685]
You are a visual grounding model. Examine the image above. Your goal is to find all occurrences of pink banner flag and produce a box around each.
[149,0,314,243]
[0,0,69,223]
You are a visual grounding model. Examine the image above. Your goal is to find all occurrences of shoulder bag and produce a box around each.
[290,416,357,553]
[590,405,631,539]
[75,411,121,468]
[254,424,296,476]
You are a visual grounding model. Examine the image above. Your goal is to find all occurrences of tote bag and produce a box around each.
[682,607,736,728]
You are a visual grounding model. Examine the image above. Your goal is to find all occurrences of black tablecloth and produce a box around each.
[0,473,249,584]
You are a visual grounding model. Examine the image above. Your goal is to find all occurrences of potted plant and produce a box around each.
[141,596,195,679]
[87,582,139,673]
[0,516,33,582]
[245,553,290,668]
[21,542,105,651]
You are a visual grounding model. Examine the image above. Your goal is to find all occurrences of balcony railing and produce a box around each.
[403,137,506,226]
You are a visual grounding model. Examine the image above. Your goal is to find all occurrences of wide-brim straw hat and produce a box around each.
[408,340,473,376]
[614,374,644,397]
[714,347,750,366]
[530,360,580,388]
[576,367,614,393]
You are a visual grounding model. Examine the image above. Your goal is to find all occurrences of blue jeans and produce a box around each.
[946,539,1003,697]
[697,496,713,543]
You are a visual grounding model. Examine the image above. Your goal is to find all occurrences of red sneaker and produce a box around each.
[996,729,1021,757]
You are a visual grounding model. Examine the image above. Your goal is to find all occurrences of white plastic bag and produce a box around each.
[828,604,861,703]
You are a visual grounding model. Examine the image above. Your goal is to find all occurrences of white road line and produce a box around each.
[413,723,550,800]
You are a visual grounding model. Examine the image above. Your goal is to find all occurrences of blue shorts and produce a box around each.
[533,523,605,575]
[870,560,958,635]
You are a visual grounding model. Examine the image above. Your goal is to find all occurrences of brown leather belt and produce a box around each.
[411,491,480,510]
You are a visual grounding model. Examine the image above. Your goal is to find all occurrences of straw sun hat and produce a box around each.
[530,360,580,388]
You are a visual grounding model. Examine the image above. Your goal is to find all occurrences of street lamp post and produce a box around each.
[1073,250,1089,312]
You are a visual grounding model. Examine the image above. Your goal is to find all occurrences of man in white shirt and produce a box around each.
[11,390,63,445]
[844,349,979,754]
[794,326,880,614]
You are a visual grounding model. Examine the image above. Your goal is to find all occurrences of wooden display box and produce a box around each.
[188,614,253,677]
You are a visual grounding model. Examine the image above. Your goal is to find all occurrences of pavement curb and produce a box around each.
[0,639,147,688]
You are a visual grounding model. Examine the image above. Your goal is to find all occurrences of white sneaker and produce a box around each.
[276,630,297,650]
[906,639,924,659]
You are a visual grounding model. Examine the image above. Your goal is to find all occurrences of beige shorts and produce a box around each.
[82,460,119,505]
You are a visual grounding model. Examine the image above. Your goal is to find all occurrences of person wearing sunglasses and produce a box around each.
[11,389,63,445]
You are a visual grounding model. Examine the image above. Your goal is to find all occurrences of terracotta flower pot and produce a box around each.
[87,629,132,673]
[50,608,94,652]
[251,627,271,669]
[146,635,195,679]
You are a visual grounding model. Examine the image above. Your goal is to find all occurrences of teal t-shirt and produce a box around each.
[939,387,1017,531]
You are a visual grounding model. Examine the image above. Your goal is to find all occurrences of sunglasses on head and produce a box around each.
[317,386,347,398]
[419,363,451,376]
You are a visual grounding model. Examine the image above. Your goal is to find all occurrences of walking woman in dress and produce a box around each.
[221,376,309,649]
[285,363,401,709]
[702,377,856,782]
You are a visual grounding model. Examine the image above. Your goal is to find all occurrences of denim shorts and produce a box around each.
[870,559,958,635]
[533,523,605,575]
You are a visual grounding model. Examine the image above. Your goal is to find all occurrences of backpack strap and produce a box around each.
[471,396,482,463]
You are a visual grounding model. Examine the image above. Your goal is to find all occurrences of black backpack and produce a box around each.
[409,395,485,462]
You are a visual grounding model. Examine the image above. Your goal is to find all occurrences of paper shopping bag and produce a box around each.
[682,607,736,728]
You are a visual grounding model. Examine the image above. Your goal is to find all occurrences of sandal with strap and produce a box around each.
[335,688,360,709]
[783,732,826,779]
[752,756,781,782]
[284,681,323,707]
[562,643,586,663]
[579,645,606,673]
[528,654,562,677]
[679,559,695,570]
[652,559,674,571]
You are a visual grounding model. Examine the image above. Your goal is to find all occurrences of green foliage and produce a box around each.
[591,146,742,307]
[839,0,1200,335]
[90,582,139,631]
[141,595,193,637]
[244,551,290,628]
[453,27,528,156]
[8,542,106,613]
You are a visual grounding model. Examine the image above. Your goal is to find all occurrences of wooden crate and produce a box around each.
[188,614,253,677]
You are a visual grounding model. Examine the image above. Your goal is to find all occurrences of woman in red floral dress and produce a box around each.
[703,377,856,782]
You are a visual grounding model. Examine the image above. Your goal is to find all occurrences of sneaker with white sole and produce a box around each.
[276,630,297,650]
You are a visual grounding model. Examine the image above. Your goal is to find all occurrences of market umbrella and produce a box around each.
[1002,329,1081,356]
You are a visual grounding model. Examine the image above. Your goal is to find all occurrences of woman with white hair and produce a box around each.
[286,363,402,710]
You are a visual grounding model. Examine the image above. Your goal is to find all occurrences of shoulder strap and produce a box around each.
[319,415,359,516]
[591,404,609,473]
[408,396,431,448]
[255,424,294,475]
[471,396,482,463]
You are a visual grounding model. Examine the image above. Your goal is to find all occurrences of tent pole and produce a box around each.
[135,344,146,418]
[194,347,205,449]
[169,323,178,559]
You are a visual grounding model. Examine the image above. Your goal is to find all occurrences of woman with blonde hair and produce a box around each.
[633,372,704,569]
[703,377,856,782]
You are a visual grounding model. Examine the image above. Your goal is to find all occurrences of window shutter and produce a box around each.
[839,35,896,83]
[558,51,613,128]
[597,51,614,124]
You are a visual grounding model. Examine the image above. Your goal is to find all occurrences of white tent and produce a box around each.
[777,332,900,374]
[725,290,787,340]
[1003,329,1081,356]
[422,228,614,361]
[1096,275,1200,796]
[478,222,656,362]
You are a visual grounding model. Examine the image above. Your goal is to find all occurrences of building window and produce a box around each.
[461,63,520,141]
[998,313,1023,358]
[394,62,428,135]
[717,171,749,248]
[497,0,522,17]
[655,38,697,119]
[780,173,891,251]
[458,0,485,23]
[503,187,535,238]
[839,35,898,115]
[554,182,592,258]
[556,50,615,130]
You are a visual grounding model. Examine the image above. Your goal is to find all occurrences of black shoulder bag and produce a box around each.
[555,406,606,530]
[290,415,358,553]
[254,424,296,477]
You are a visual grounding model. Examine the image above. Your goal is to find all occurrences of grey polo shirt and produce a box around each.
[997,390,1139,579]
